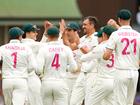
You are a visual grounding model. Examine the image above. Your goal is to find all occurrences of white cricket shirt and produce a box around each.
[81,41,115,78]
[37,41,77,80]
[0,40,36,79]
[107,26,140,70]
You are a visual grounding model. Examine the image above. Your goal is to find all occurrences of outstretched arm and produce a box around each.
[107,19,120,29]
[40,20,53,42]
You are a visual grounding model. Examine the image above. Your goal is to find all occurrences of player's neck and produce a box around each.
[48,38,58,42]
[120,20,130,26]
[87,29,95,36]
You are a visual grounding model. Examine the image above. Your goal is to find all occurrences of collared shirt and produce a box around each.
[79,32,98,50]
[0,39,36,79]
[21,38,44,76]
[79,32,98,72]
[106,25,140,70]
[37,41,77,80]
[21,38,43,57]
[81,41,115,78]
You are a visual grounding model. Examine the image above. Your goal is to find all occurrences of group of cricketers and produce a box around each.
[0,8,139,105]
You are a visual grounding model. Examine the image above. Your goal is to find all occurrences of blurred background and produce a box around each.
[0,0,140,105]
[0,0,140,44]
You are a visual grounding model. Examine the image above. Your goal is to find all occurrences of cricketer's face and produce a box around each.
[29,31,38,41]
[65,28,75,37]
[82,19,94,35]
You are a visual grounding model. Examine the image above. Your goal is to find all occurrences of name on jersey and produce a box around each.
[5,46,25,50]
[118,32,138,36]
[49,47,63,52]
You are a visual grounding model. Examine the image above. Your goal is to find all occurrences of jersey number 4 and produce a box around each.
[121,38,137,55]
[51,53,60,69]
[11,52,17,68]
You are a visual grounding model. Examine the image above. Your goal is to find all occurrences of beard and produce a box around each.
[83,28,87,35]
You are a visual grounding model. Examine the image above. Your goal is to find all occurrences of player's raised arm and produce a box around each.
[59,19,66,39]
[62,22,80,51]
[40,20,53,42]
[107,19,120,29]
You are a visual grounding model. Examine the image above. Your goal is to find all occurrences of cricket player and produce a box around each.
[22,24,43,105]
[103,9,140,105]
[62,22,80,50]
[36,26,77,105]
[70,16,99,105]
[0,27,36,105]
[81,25,116,105]
[62,21,81,104]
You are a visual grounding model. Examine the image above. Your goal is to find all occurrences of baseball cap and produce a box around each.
[66,22,80,31]
[102,25,116,36]
[9,27,24,38]
[47,26,60,36]
[96,27,104,37]
[22,24,39,33]
[117,9,132,20]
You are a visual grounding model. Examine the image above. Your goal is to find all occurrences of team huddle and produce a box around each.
[0,9,140,105]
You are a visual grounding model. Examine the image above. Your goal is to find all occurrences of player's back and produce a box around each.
[38,41,77,80]
[112,26,140,70]
[21,38,42,57]
[0,41,35,78]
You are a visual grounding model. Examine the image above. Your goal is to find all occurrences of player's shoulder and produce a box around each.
[60,44,73,53]
[64,45,71,50]
[80,35,86,40]
[31,41,44,49]
[39,42,48,49]
[21,43,33,51]
[109,30,118,39]
[94,42,105,50]
[132,29,140,35]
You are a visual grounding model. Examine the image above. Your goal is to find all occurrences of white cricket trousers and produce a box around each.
[41,79,69,105]
[114,69,139,105]
[85,77,114,105]
[27,73,43,105]
[70,72,97,105]
[66,73,79,105]
[2,78,28,105]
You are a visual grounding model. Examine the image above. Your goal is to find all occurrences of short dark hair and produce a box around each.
[117,9,132,20]
[83,16,99,29]
[47,26,59,37]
